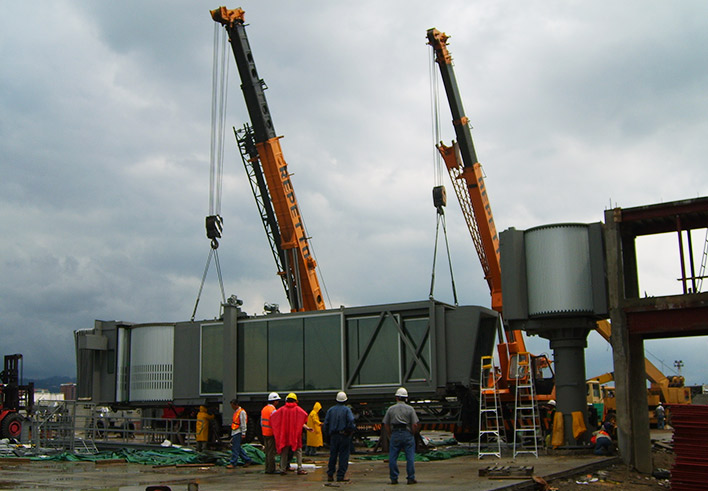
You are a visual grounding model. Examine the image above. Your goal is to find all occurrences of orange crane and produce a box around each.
[211,7,325,312]
[427,28,554,397]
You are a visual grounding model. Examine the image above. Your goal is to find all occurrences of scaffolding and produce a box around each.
[29,401,206,454]
[32,400,97,454]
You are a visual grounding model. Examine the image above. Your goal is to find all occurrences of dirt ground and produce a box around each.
[543,446,673,490]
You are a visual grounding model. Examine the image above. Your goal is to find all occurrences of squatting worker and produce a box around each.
[382,387,420,485]
[227,399,253,469]
[261,392,281,474]
[323,391,356,482]
[195,405,214,452]
[270,392,312,475]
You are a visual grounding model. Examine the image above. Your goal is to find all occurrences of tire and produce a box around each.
[94,419,107,439]
[122,422,136,439]
[1,413,23,439]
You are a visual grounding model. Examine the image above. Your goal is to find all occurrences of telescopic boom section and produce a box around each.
[212,7,325,311]
[427,28,524,351]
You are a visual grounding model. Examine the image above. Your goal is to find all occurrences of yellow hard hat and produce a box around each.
[287,392,298,401]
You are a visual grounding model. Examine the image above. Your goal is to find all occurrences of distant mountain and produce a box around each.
[27,375,75,393]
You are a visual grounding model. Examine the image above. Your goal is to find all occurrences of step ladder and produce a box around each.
[512,352,541,458]
[477,355,503,459]
[74,437,98,455]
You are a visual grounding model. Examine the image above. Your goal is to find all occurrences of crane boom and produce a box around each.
[427,28,525,352]
[426,29,502,311]
[212,7,325,311]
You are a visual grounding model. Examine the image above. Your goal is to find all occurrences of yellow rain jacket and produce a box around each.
[306,402,323,447]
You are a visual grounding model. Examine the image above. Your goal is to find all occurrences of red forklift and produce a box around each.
[0,354,34,439]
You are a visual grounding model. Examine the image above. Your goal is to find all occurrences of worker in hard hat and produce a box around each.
[540,399,557,446]
[382,387,420,485]
[261,392,281,474]
[227,399,253,469]
[305,401,323,456]
[270,392,312,475]
[323,391,356,482]
[195,405,215,452]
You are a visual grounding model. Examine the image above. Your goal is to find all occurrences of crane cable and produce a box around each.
[192,24,230,320]
[299,213,332,309]
[428,46,458,305]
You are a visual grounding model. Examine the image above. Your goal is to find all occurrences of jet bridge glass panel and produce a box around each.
[304,314,341,390]
[237,312,342,393]
[268,317,304,390]
[403,317,432,382]
[347,314,400,386]
[238,321,268,392]
[201,323,223,395]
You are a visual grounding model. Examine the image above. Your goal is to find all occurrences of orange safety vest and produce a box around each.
[231,407,246,432]
[261,404,276,437]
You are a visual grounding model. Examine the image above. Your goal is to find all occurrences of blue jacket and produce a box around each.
[323,403,355,436]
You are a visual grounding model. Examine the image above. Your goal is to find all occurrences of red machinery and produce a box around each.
[0,354,34,439]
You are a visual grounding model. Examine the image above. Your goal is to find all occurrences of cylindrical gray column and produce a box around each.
[549,328,590,446]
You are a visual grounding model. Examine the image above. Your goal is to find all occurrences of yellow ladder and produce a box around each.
[478,355,503,458]
[512,352,541,458]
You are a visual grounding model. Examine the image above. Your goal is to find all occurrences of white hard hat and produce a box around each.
[336,391,348,402]
[395,387,408,398]
[548,399,556,406]
[268,392,281,401]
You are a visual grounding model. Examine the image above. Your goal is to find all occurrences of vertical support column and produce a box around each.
[604,209,652,473]
[222,304,240,422]
[549,328,590,446]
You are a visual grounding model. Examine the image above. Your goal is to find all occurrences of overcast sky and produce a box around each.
[2,1,707,387]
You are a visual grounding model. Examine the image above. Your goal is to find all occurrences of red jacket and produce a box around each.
[270,401,308,453]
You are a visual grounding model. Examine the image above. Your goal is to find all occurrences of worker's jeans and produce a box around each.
[389,430,415,482]
[593,435,612,456]
[230,432,252,466]
[328,433,351,479]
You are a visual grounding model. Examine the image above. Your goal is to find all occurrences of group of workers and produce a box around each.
[213,387,419,484]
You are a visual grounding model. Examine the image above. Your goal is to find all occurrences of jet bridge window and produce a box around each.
[268,317,304,390]
[403,317,431,382]
[347,314,400,386]
[304,314,341,390]
[201,323,223,394]
[238,313,342,392]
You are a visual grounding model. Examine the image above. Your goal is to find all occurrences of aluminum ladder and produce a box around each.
[477,355,503,458]
[512,352,541,458]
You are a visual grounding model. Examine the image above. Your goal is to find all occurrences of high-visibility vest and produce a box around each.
[261,404,276,437]
[231,407,245,431]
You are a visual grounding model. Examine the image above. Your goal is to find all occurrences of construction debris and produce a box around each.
[479,464,534,478]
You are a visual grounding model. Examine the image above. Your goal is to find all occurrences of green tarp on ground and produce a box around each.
[19,444,472,465]
[27,444,265,466]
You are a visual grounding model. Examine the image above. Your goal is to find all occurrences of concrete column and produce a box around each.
[604,210,652,474]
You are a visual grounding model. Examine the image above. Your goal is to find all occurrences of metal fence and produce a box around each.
[31,401,209,453]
